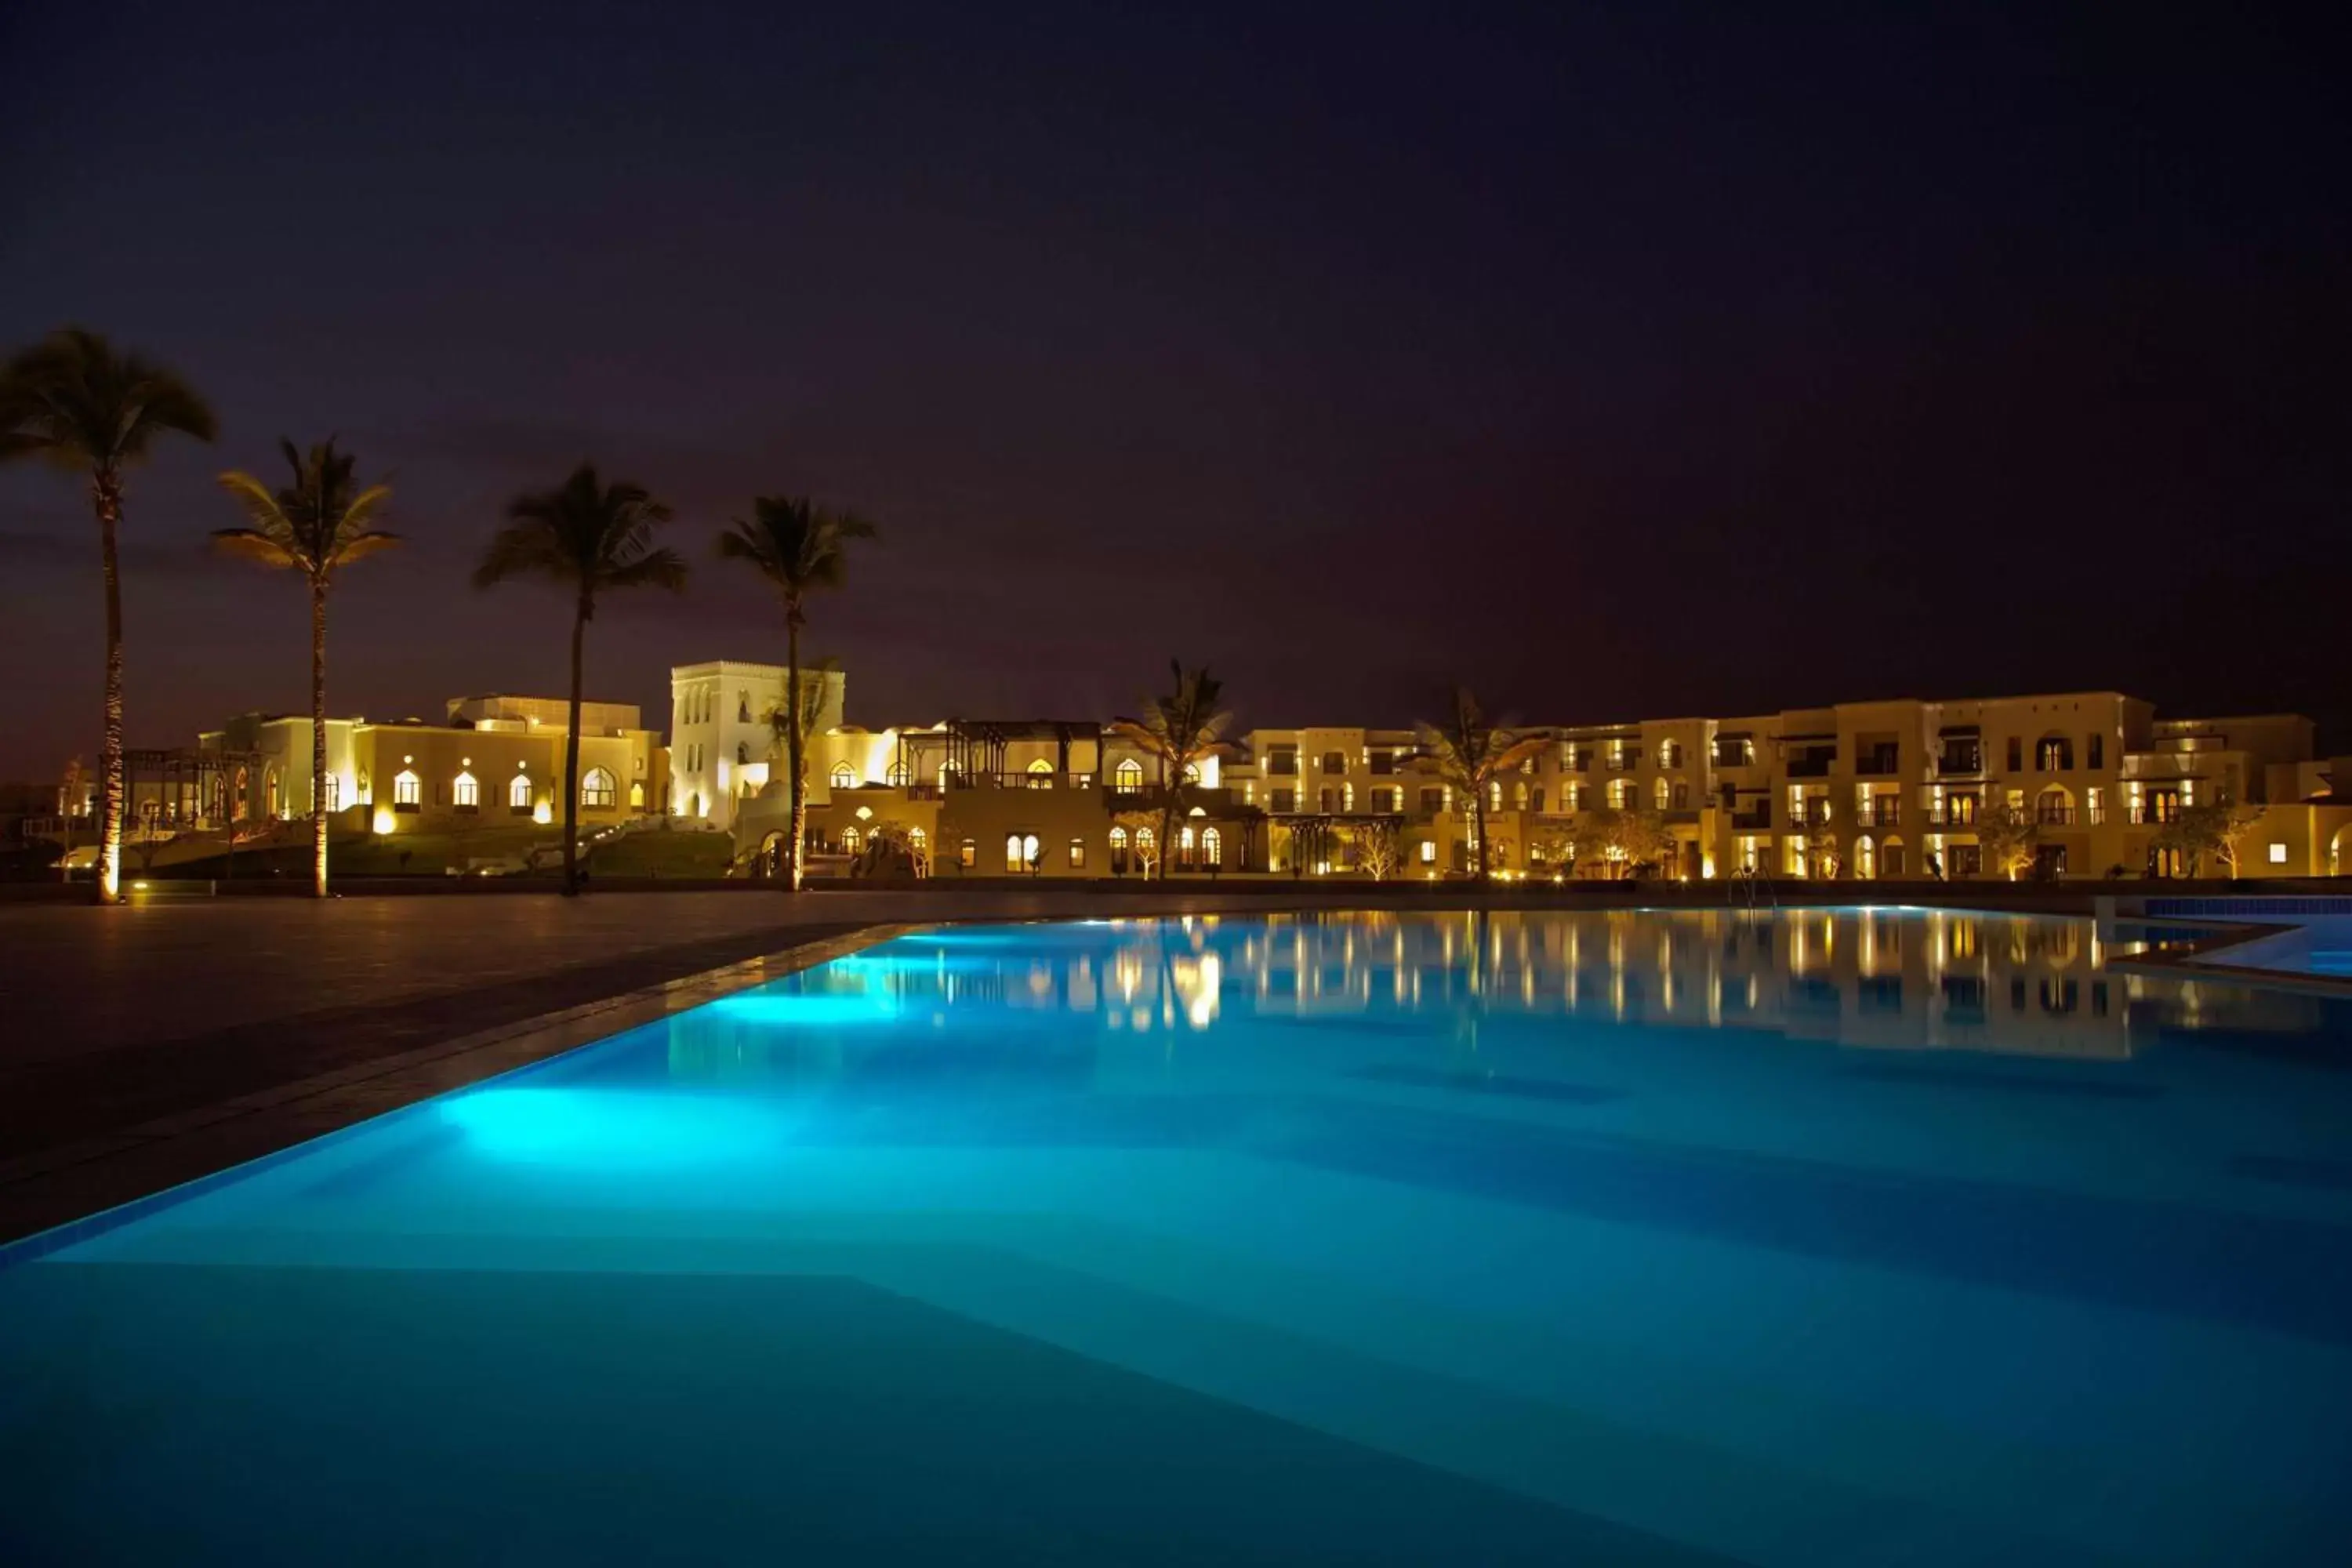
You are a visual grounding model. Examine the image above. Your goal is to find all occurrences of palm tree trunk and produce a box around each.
[1156,755,1176,882]
[93,471,127,906]
[1471,783,1490,884]
[784,612,804,891]
[310,579,330,898]
[562,601,586,896]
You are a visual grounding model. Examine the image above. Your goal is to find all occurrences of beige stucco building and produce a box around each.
[195,695,666,837]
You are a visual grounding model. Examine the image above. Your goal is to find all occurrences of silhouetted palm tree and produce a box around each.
[214,439,399,898]
[474,465,686,894]
[1417,688,1548,883]
[717,496,877,890]
[1111,661,1231,880]
[0,328,216,902]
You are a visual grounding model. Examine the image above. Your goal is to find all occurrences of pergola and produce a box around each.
[124,745,270,833]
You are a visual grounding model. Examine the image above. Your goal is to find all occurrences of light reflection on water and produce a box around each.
[688,909,2327,1074]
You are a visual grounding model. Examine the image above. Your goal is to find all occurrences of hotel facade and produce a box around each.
[695,667,2352,884]
[56,664,2351,884]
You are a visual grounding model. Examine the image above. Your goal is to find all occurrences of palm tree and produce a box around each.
[0,328,216,903]
[1110,661,1231,880]
[717,496,877,890]
[474,465,687,895]
[1417,688,1548,883]
[213,439,398,898]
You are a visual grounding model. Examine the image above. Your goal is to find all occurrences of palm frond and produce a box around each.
[0,326,213,472]
[209,528,302,568]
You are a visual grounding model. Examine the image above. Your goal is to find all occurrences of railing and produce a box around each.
[1936,753,1984,775]
[2035,806,2075,826]
[1606,755,1640,772]
[1786,805,1828,828]
[1923,804,1981,826]
[2086,806,2106,825]
[1853,804,1900,828]
[1730,809,1772,830]
[1785,757,1834,779]
[1855,753,1900,776]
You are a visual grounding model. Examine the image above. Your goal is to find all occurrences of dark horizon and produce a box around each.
[4,1,2346,780]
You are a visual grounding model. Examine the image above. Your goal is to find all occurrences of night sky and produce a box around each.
[2,2,2344,781]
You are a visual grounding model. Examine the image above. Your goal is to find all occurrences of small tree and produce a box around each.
[1805,822,1842,879]
[2205,799,2268,876]
[1530,825,1579,879]
[1112,809,1161,878]
[1976,797,2042,881]
[855,819,920,880]
[1582,807,1672,878]
[1351,817,1403,880]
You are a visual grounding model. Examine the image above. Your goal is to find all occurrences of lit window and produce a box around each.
[1653,776,1670,811]
[2268,842,2288,865]
[841,825,862,855]
[356,768,370,803]
[1109,825,1130,873]
[1029,759,1055,787]
[1069,837,1086,869]
[393,769,422,810]
[959,837,975,868]
[510,775,532,809]
[887,762,910,787]
[1419,840,1436,863]
[1115,758,1144,790]
[1203,826,1221,866]
[452,771,478,808]
[831,762,858,789]
[581,768,616,808]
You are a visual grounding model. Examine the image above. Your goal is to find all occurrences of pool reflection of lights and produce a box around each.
[440,1088,777,1166]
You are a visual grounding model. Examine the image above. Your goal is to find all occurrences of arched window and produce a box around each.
[1608,779,1632,809]
[908,826,927,865]
[737,742,750,766]
[356,768,370,804]
[452,771,479,809]
[1855,835,1876,879]
[581,768,616,808]
[1114,758,1144,790]
[1512,781,1527,810]
[887,761,910,787]
[266,768,282,818]
[510,774,532,811]
[1004,833,1040,871]
[1028,759,1055,788]
[392,769,421,811]
[630,780,644,809]
[1179,825,1196,866]
[318,774,340,812]
[831,762,857,789]
[1488,780,1503,811]
[1109,824,1130,873]
[1203,826,1222,866]
[841,825,862,855]
[738,692,751,724]
[1653,776,1671,811]
[1182,762,1201,785]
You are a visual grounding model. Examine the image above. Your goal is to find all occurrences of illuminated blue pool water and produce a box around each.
[5,910,2351,1566]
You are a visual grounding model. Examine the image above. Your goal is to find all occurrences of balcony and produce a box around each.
[1730,808,1772,831]
[1853,803,1900,829]
[1605,754,1641,773]
[2035,806,2076,826]
[1786,804,1830,829]
[2086,806,2107,826]
[1785,757,1835,779]
[1936,751,1984,777]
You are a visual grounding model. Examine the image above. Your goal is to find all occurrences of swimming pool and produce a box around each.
[4,909,2349,1565]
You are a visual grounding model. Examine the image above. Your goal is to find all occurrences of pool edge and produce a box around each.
[0,922,919,1261]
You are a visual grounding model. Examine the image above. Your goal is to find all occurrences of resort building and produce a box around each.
[1231,695,2352,883]
[187,695,666,834]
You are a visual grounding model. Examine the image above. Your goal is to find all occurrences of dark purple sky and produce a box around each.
[2,2,2345,780]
